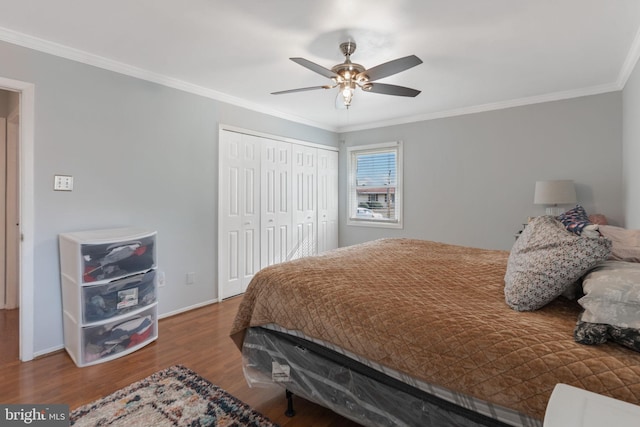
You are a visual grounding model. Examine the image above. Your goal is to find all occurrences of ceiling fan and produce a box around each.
[272,41,423,108]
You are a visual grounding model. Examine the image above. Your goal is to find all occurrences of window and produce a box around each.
[347,141,403,228]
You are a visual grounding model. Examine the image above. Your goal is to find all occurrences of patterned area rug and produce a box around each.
[70,365,279,426]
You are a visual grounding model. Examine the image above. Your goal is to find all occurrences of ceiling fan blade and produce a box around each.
[271,85,333,95]
[357,55,423,82]
[290,57,338,79]
[363,83,421,97]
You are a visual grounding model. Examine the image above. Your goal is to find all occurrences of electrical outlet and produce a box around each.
[157,271,165,287]
[186,272,195,285]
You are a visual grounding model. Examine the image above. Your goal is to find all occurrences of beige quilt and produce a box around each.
[230,238,640,421]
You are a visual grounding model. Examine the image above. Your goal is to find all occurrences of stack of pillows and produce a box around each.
[504,205,640,352]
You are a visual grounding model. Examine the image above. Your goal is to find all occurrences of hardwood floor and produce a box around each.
[0,297,360,426]
[0,308,19,364]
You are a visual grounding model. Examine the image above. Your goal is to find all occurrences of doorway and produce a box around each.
[0,76,35,362]
[0,89,20,363]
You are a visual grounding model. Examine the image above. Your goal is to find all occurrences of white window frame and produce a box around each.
[347,141,403,229]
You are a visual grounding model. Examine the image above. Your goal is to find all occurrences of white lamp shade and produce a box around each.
[534,180,577,205]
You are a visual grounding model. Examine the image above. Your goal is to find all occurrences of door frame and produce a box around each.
[5,108,19,309]
[0,76,35,361]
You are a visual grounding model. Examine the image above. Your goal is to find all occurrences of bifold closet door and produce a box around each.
[218,130,261,299]
[318,149,339,253]
[292,144,318,259]
[261,139,292,268]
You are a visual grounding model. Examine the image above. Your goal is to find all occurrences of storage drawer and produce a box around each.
[82,270,156,323]
[82,305,157,365]
[80,233,156,283]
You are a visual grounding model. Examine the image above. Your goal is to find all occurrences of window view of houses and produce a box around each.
[355,151,397,220]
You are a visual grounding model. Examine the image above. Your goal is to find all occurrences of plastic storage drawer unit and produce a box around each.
[59,227,158,367]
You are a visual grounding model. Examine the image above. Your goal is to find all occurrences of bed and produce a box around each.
[230,215,640,426]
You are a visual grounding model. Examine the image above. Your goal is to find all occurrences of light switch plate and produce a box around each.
[54,175,73,191]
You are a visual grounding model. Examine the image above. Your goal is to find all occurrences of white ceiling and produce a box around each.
[1,1,640,132]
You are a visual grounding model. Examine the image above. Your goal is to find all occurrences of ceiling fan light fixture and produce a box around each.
[273,41,422,108]
[341,82,356,107]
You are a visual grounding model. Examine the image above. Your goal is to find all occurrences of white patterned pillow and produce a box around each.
[504,215,611,311]
[578,260,640,328]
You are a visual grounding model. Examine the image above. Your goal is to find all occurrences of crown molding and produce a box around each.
[0,26,336,132]
[0,25,631,135]
[337,83,620,133]
[617,25,640,89]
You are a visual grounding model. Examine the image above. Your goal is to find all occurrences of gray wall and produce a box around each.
[0,40,338,355]
[623,57,640,228]
[339,93,623,250]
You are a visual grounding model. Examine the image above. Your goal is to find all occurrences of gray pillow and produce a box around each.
[578,260,640,328]
[504,215,611,311]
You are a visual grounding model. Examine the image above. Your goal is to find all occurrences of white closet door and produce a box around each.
[318,149,339,253]
[292,144,317,259]
[218,130,261,299]
[261,139,292,267]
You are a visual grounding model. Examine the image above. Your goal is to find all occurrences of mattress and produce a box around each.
[243,325,535,426]
[231,238,640,423]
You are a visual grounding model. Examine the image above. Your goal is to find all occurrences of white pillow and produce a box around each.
[579,260,640,329]
[599,225,640,262]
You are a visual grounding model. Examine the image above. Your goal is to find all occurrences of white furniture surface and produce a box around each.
[59,227,158,367]
[218,127,339,300]
[544,383,640,427]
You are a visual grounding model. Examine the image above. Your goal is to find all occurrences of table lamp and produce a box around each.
[534,180,577,216]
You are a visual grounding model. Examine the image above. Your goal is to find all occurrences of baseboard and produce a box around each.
[33,344,64,359]
[158,299,219,320]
